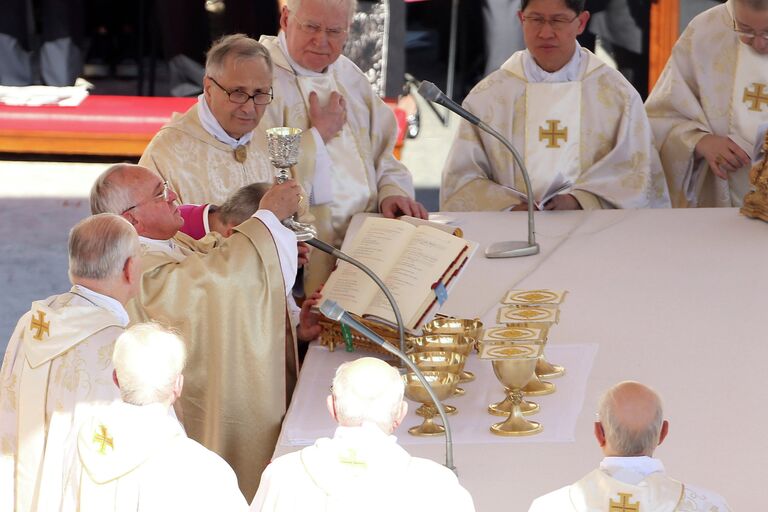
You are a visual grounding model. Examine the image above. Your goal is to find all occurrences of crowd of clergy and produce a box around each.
[2,0,763,508]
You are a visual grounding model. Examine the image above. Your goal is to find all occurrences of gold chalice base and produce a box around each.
[416,403,456,416]
[536,357,565,379]
[522,375,556,396]
[488,395,539,416]
[403,371,458,437]
[459,370,475,383]
[490,415,543,436]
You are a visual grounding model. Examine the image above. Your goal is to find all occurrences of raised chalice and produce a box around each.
[265,126,317,242]
[410,334,475,384]
[403,371,459,436]
[408,351,466,414]
[490,354,543,436]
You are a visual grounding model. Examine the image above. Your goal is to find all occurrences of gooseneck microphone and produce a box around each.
[319,299,456,474]
[417,81,539,258]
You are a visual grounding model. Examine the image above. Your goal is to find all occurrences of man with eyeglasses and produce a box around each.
[140,34,316,211]
[259,0,428,297]
[528,381,731,511]
[441,0,669,212]
[646,0,768,208]
[90,163,303,501]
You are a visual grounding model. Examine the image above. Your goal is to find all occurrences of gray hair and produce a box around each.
[112,322,187,406]
[68,213,138,281]
[218,182,271,226]
[598,383,664,456]
[90,163,136,215]
[331,357,404,433]
[205,34,273,79]
[285,0,358,23]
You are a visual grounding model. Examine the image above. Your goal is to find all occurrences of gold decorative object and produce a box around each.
[482,326,546,343]
[497,305,559,325]
[410,334,475,382]
[423,317,484,343]
[742,129,768,222]
[408,351,465,412]
[536,357,565,379]
[403,371,459,436]
[488,386,540,417]
[523,372,556,396]
[30,310,50,341]
[489,355,543,436]
[502,289,567,305]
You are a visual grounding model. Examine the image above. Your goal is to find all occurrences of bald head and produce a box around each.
[330,357,405,433]
[597,381,666,457]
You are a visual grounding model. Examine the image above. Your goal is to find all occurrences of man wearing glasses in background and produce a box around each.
[441,0,670,212]
[259,0,428,297]
[646,0,768,208]
[139,34,316,207]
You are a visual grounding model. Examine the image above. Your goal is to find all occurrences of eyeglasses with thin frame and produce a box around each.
[293,14,348,40]
[208,76,274,105]
[732,18,768,41]
[521,13,580,32]
[122,181,172,214]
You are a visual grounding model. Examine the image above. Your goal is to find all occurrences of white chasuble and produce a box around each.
[571,469,683,511]
[0,290,124,512]
[525,82,581,203]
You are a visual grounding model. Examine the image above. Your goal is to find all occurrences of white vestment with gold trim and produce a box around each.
[645,1,768,207]
[441,48,670,211]
[0,288,125,512]
[61,401,247,512]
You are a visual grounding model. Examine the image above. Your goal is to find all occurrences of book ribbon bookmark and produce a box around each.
[432,281,449,306]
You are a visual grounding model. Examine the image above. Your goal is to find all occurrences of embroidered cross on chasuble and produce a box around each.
[743,83,768,112]
[609,492,640,512]
[539,120,568,148]
[30,310,50,341]
[93,424,114,455]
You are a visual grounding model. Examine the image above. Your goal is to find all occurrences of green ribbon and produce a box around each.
[341,323,355,352]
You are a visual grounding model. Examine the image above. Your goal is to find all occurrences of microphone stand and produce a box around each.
[305,238,407,355]
[417,81,540,258]
[320,299,456,474]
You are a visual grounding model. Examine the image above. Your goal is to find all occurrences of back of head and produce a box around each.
[521,0,585,13]
[598,381,664,457]
[286,0,358,23]
[218,182,272,226]
[332,357,404,433]
[112,322,187,406]
[205,34,273,79]
[90,163,139,215]
[68,213,138,282]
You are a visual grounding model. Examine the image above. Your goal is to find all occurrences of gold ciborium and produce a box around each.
[490,356,542,436]
[410,334,475,383]
[489,386,540,416]
[408,351,465,414]
[403,371,459,436]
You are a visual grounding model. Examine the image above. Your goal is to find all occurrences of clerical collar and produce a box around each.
[196,93,254,150]
[138,235,177,256]
[71,284,129,327]
[600,456,665,484]
[277,31,326,77]
[523,44,582,83]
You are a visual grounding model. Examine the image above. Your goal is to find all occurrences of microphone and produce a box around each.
[319,299,456,474]
[305,237,407,355]
[417,81,539,259]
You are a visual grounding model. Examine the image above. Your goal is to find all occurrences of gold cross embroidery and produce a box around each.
[609,492,640,512]
[539,120,568,148]
[743,83,768,112]
[92,425,114,455]
[30,311,50,341]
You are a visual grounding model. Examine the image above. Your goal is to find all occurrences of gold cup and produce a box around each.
[403,371,459,436]
[410,334,475,383]
[488,386,540,416]
[423,318,483,382]
[490,356,543,436]
[408,351,466,413]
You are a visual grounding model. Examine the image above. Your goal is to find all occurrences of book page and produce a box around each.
[364,226,469,329]
[321,217,415,315]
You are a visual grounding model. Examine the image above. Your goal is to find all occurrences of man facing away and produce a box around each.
[62,323,248,511]
[645,0,768,207]
[90,163,301,500]
[528,381,731,511]
[250,357,475,512]
[0,214,140,512]
[441,0,670,212]
[260,0,428,294]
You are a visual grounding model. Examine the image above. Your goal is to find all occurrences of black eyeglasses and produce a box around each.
[208,76,274,105]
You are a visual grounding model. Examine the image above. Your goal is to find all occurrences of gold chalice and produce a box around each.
[522,371,556,395]
[410,334,475,383]
[490,355,543,436]
[403,371,459,436]
[536,356,565,379]
[423,317,484,344]
[488,386,540,416]
[408,351,465,413]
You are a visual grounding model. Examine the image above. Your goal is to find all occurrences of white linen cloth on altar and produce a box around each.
[282,342,597,446]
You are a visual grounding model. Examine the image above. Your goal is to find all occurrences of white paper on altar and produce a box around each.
[0,84,90,107]
[282,342,598,446]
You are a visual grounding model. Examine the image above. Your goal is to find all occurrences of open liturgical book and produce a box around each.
[321,217,476,332]
[506,173,572,210]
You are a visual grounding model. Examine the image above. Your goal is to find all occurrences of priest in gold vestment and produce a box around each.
[139,34,315,206]
[528,382,731,512]
[645,0,768,207]
[0,214,140,512]
[90,164,302,501]
[260,0,428,294]
[441,0,670,211]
